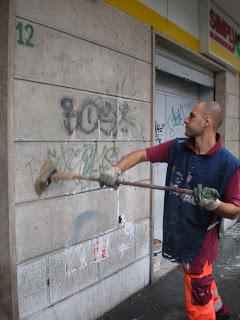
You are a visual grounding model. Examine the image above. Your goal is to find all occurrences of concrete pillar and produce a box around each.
[216,71,240,230]
[0,0,18,319]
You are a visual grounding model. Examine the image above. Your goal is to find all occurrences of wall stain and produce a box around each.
[72,211,97,231]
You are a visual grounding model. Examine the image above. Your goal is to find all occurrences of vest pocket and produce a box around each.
[191,275,213,305]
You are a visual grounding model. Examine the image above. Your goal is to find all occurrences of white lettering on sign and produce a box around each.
[209,8,238,53]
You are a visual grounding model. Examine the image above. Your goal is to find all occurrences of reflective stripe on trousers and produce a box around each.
[183,260,223,320]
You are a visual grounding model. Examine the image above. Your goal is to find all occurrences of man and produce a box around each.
[99,101,240,320]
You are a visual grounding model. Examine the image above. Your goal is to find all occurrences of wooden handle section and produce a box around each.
[52,172,99,182]
[117,180,193,194]
[52,172,193,195]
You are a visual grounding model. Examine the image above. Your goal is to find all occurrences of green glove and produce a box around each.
[99,166,122,190]
[193,184,220,211]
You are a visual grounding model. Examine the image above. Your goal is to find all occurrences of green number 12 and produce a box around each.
[16,21,34,47]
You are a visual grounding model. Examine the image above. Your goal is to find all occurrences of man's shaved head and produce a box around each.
[200,101,224,131]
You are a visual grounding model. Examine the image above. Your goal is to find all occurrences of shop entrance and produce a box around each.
[152,48,214,279]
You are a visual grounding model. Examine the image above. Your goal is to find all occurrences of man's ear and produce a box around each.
[204,116,212,127]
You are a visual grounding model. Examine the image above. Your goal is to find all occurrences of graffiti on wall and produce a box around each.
[154,121,165,144]
[60,97,144,139]
[46,143,119,191]
[155,100,194,143]
[166,101,193,137]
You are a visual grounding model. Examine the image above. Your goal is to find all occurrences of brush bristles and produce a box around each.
[34,179,45,196]
[34,161,56,196]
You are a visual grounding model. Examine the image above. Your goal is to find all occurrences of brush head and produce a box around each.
[34,161,57,196]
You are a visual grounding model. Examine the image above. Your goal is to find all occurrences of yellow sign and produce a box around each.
[200,0,240,71]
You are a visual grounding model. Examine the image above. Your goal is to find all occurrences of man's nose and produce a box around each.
[184,117,189,124]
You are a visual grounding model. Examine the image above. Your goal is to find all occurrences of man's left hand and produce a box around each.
[193,184,220,211]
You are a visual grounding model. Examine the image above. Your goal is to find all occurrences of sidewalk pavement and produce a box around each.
[98,221,240,320]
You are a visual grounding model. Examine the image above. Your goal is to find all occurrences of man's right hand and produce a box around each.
[99,166,122,190]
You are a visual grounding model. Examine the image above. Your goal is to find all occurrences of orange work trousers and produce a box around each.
[184,260,223,320]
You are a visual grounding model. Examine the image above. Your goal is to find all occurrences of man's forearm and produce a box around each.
[114,149,148,173]
[214,201,240,220]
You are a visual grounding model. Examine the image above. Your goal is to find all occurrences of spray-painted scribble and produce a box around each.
[60,97,77,136]
[155,101,194,141]
[166,101,193,136]
[118,101,143,138]
[60,96,143,139]
[155,121,165,144]
[46,143,119,191]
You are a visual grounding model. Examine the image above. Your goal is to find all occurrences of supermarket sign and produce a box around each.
[200,0,240,71]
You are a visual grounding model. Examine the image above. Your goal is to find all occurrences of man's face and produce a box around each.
[184,103,206,137]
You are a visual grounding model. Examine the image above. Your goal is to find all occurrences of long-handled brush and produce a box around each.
[34,161,193,196]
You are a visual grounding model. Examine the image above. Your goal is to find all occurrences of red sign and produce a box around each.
[210,8,238,53]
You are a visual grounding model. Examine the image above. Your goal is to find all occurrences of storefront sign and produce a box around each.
[200,0,240,71]
[210,8,238,53]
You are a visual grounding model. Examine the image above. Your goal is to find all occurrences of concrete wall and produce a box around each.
[216,71,240,230]
[13,0,152,319]
[6,1,239,319]
[0,0,19,319]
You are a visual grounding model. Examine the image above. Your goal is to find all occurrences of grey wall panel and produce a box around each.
[226,93,240,118]
[14,80,151,142]
[17,259,49,318]
[49,241,99,304]
[16,0,151,62]
[16,190,118,263]
[226,72,240,96]
[225,117,239,140]
[118,185,151,221]
[99,226,136,280]
[18,228,150,318]
[14,20,151,102]
[135,219,150,260]
[21,256,150,320]
[97,218,150,282]
[15,141,150,203]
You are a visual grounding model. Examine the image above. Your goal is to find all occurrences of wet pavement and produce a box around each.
[98,221,240,320]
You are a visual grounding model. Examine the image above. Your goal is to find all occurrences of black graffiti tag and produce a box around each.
[60,97,76,135]
[77,99,117,137]
[155,121,165,144]
[60,97,143,139]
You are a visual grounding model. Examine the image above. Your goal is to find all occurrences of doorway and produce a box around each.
[152,65,214,279]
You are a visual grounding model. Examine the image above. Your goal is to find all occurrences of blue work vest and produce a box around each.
[162,138,240,264]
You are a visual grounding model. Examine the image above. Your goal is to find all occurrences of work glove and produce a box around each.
[99,166,122,190]
[193,184,220,211]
